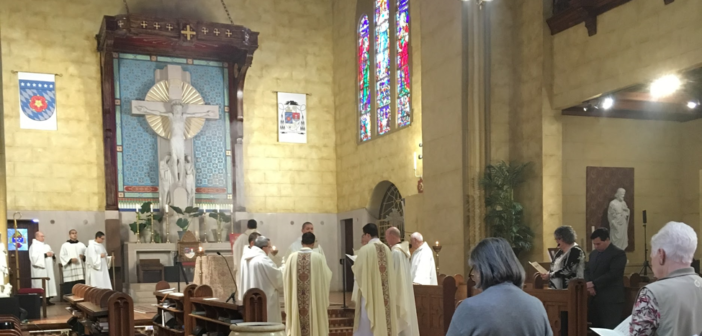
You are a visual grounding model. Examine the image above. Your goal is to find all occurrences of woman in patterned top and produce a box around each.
[541,226,585,289]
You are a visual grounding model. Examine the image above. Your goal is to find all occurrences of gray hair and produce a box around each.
[469,238,525,290]
[410,232,423,242]
[651,222,697,264]
[554,225,577,245]
[254,236,270,249]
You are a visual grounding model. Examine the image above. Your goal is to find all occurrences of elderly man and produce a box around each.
[59,229,87,293]
[285,222,325,259]
[29,231,57,304]
[629,222,702,336]
[232,219,259,303]
[240,236,284,323]
[352,223,399,336]
[284,233,332,336]
[585,228,626,329]
[409,232,437,285]
[385,227,419,336]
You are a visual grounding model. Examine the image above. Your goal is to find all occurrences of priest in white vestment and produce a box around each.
[284,222,326,260]
[236,231,261,302]
[284,233,332,336]
[409,232,437,285]
[385,227,420,336]
[29,231,58,302]
[352,223,400,336]
[240,236,284,323]
[86,232,112,289]
[233,219,259,303]
[59,229,87,290]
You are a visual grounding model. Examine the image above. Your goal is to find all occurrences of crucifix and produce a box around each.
[181,25,196,41]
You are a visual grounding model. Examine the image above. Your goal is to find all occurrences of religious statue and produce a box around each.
[608,188,630,250]
[0,284,11,298]
[185,155,195,207]
[159,154,174,206]
[0,241,8,287]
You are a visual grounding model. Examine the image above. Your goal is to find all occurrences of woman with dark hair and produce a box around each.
[542,225,585,289]
[447,238,552,336]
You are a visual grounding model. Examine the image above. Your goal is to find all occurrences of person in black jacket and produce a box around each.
[585,228,627,329]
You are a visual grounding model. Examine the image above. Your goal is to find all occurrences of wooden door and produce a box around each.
[341,219,354,291]
[7,219,38,289]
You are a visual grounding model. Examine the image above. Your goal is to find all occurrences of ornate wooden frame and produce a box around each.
[96,14,259,210]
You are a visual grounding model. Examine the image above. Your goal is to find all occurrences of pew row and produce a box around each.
[186,285,268,335]
[152,281,198,336]
[0,315,22,336]
[65,283,135,336]
[413,276,457,336]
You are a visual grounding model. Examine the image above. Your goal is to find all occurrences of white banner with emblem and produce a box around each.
[277,92,307,143]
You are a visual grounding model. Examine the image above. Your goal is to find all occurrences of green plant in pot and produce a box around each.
[480,161,534,257]
[208,210,232,242]
[170,205,202,240]
[129,202,153,243]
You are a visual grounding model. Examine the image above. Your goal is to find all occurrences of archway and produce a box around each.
[368,181,405,242]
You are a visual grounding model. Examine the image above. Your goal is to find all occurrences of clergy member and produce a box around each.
[285,222,325,259]
[385,227,419,336]
[410,232,437,285]
[59,229,87,292]
[284,233,332,336]
[236,231,261,303]
[86,231,112,289]
[29,231,58,304]
[240,236,284,323]
[352,223,399,336]
[232,219,259,302]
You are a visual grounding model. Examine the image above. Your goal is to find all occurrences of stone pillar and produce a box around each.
[0,33,8,284]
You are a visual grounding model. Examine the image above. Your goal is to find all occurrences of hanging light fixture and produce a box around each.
[601,97,614,110]
[650,74,682,99]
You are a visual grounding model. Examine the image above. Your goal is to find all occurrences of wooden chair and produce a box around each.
[137,259,165,283]
[17,277,49,318]
[243,288,267,322]
[414,276,457,336]
[524,279,588,336]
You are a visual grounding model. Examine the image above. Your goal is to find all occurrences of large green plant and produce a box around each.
[170,206,202,232]
[129,202,153,235]
[480,161,534,256]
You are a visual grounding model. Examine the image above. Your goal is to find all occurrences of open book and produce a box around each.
[591,316,631,336]
[528,261,549,275]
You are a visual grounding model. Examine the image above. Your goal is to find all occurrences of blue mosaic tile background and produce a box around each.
[117,58,229,189]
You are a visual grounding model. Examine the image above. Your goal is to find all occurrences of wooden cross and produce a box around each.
[117,21,124,28]
[141,21,148,29]
[153,22,161,30]
[166,23,173,31]
[201,27,209,35]
[214,28,220,36]
[225,29,232,37]
[181,25,196,41]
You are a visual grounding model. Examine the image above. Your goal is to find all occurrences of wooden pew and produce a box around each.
[187,285,268,335]
[413,276,457,336]
[66,283,135,336]
[152,281,198,336]
[524,279,588,336]
[0,315,22,336]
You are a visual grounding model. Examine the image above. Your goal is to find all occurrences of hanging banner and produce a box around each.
[18,72,57,130]
[277,92,307,143]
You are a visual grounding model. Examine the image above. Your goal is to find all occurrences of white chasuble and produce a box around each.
[60,241,87,282]
[285,237,326,260]
[241,247,284,322]
[410,242,437,285]
[85,240,112,289]
[284,248,332,336]
[29,239,57,297]
[233,228,258,303]
[391,242,420,336]
[352,238,399,336]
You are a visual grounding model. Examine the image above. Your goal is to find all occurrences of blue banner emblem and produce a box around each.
[20,79,56,121]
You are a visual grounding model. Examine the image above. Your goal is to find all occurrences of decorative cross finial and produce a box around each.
[214,28,220,36]
[225,29,232,37]
[201,27,209,35]
[181,25,196,41]
[141,21,148,29]
[153,22,161,30]
[166,23,173,31]
[117,21,124,28]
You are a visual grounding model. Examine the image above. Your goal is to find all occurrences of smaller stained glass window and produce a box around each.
[396,0,411,128]
[375,0,391,136]
[358,15,371,142]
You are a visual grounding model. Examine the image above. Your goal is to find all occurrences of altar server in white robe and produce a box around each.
[409,232,437,285]
[29,231,58,302]
[59,229,87,289]
[284,222,326,260]
[241,236,284,323]
[233,219,259,303]
[284,232,332,336]
[237,232,261,302]
[385,227,419,336]
[86,231,112,289]
[352,223,399,336]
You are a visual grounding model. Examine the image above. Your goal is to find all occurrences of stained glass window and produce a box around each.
[358,15,371,142]
[396,0,411,128]
[375,0,391,135]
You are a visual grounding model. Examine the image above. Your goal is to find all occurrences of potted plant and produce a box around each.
[170,205,202,240]
[129,202,153,243]
[208,210,232,242]
[480,161,534,257]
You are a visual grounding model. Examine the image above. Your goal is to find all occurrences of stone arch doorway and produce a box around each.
[368,181,405,243]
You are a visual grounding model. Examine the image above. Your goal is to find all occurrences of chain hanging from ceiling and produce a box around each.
[220,0,235,25]
[122,0,131,17]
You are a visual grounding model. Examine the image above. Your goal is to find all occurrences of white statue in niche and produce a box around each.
[159,154,174,206]
[184,155,196,207]
[608,188,630,250]
[0,240,10,297]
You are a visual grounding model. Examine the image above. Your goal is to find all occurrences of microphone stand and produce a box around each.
[638,211,653,282]
[174,251,189,292]
[216,252,238,303]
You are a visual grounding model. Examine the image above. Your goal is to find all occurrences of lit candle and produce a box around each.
[435,241,439,246]
[272,246,277,250]
[198,246,203,252]
[164,204,169,213]
[150,204,153,212]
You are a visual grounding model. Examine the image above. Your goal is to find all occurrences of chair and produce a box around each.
[17,277,48,318]
[137,259,164,283]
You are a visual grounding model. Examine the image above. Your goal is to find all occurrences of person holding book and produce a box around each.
[541,226,585,289]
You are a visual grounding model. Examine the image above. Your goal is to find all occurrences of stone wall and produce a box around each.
[0,0,337,213]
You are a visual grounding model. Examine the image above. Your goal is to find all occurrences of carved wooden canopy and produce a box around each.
[96,15,259,210]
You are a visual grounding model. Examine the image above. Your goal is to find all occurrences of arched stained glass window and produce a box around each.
[396,0,411,128]
[375,0,391,135]
[359,15,371,142]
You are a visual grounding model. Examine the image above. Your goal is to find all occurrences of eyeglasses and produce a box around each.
[468,267,476,282]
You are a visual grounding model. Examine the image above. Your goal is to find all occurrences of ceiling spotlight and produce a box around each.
[583,107,588,111]
[650,74,682,99]
[688,101,699,109]
[602,97,614,110]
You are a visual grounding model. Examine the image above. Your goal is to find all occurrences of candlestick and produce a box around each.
[432,241,443,276]
[164,206,170,244]
[149,211,155,243]
[135,211,141,244]
[12,212,22,289]
[217,212,223,243]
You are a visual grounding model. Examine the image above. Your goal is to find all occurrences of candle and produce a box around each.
[198,246,203,252]
[150,204,153,212]
[164,204,169,213]
[435,241,439,246]
[272,246,277,251]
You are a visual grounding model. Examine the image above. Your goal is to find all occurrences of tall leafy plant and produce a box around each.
[129,202,153,235]
[480,161,534,256]
[170,206,202,232]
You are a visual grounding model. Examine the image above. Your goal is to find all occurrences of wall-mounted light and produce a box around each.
[688,101,699,109]
[601,97,614,110]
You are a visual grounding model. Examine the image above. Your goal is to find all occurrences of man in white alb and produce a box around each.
[284,233,332,336]
[385,227,419,336]
[59,229,87,292]
[233,220,260,304]
[410,232,437,285]
[352,223,399,336]
[240,236,284,323]
[285,222,325,259]
[237,232,261,300]
[29,231,58,304]
[86,231,112,289]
